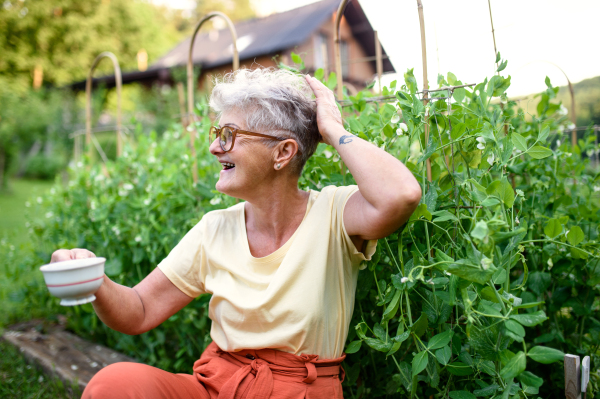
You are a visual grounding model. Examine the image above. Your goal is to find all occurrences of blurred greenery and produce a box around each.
[0,340,81,399]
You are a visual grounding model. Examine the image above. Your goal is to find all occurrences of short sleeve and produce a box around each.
[157,219,207,298]
[330,185,378,262]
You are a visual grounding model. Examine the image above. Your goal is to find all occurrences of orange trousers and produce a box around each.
[82,342,346,399]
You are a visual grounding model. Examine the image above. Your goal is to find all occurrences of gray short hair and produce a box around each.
[209,67,320,175]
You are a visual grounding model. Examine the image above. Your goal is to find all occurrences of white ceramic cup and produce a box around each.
[40,257,106,306]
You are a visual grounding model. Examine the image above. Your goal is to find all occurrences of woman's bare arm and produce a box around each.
[305,76,422,241]
[51,249,193,335]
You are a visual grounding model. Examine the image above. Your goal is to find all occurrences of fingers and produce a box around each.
[50,249,96,263]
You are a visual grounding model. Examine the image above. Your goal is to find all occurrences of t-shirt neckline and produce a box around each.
[239,190,315,263]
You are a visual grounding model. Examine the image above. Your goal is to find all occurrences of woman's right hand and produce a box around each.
[51,248,96,263]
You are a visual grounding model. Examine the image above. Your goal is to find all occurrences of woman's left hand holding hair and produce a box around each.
[305,75,422,243]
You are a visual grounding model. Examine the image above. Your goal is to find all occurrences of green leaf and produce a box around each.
[567,226,584,246]
[538,126,550,142]
[105,257,123,276]
[544,219,563,239]
[518,371,544,388]
[428,330,453,350]
[314,68,324,81]
[382,289,401,322]
[447,260,496,285]
[496,59,508,73]
[486,180,515,207]
[435,345,451,365]
[326,72,337,90]
[364,337,392,352]
[527,346,564,364]
[500,351,526,380]
[470,220,489,241]
[528,145,553,159]
[495,51,501,63]
[510,311,548,327]
[473,384,500,397]
[345,340,362,354]
[383,123,395,138]
[447,362,473,376]
[412,313,429,338]
[453,88,466,103]
[291,52,302,64]
[409,203,432,221]
[412,351,428,377]
[504,320,525,337]
[449,391,476,399]
[432,210,458,223]
[511,133,528,152]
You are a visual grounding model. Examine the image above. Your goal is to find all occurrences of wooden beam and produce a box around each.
[565,354,581,399]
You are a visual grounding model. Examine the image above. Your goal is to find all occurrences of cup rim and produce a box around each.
[40,257,106,272]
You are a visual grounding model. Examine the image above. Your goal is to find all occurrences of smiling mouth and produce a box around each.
[222,162,235,170]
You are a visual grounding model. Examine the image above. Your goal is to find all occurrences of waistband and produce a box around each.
[199,342,346,399]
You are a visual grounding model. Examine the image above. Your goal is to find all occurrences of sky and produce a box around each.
[154,0,600,97]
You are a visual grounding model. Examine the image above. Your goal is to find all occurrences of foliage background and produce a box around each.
[2,62,597,398]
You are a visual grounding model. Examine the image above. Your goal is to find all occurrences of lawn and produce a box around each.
[0,340,81,399]
[0,179,55,246]
[0,178,75,397]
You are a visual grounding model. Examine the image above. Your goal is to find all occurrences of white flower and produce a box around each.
[25,201,30,208]
[547,258,554,269]
[516,189,524,197]
[38,376,44,383]
[123,183,134,191]
[557,126,565,133]
[45,212,53,219]
[71,365,79,371]
[593,186,600,192]
[397,123,408,135]
[476,137,486,144]
[515,216,520,224]
[118,189,128,197]
[391,114,400,124]
[77,162,83,168]
[91,201,96,210]
[210,197,222,205]
[477,143,485,150]
[323,150,333,159]
[135,236,142,242]
[568,123,576,130]
[37,197,42,204]
[400,277,409,283]
[95,174,105,182]
[50,188,55,195]
[559,105,568,116]
[487,153,495,164]
[148,156,156,164]
[143,199,151,206]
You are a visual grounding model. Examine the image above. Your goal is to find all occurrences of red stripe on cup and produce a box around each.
[46,276,104,288]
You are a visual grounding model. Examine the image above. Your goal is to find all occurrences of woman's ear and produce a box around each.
[273,139,299,170]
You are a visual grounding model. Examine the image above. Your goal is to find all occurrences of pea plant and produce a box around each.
[300,69,600,398]
[25,63,600,398]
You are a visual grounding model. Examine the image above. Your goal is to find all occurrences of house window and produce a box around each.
[313,33,328,70]
[340,40,349,78]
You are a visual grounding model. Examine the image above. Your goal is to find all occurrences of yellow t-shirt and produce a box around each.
[158,185,377,359]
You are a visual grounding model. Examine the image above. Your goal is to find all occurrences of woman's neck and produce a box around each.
[244,182,309,254]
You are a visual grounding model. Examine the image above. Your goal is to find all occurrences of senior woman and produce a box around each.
[52,68,421,398]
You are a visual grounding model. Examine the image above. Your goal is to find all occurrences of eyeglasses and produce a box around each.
[209,125,287,152]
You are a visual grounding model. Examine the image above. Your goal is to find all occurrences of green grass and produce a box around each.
[0,179,54,246]
[0,179,76,398]
[0,340,81,399]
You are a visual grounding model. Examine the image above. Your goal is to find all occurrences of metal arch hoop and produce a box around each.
[333,0,350,101]
[187,12,239,184]
[85,52,123,158]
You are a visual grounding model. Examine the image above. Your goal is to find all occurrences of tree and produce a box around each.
[0,0,181,87]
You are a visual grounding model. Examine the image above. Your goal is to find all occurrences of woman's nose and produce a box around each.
[209,138,223,155]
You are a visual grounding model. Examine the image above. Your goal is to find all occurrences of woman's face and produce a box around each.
[210,111,275,199]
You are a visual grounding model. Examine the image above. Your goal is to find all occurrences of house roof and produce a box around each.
[70,0,395,89]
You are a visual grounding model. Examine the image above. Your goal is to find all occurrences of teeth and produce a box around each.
[222,162,235,168]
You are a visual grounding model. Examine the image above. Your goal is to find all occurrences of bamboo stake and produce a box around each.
[85,52,123,159]
[177,82,187,127]
[416,0,432,182]
[187,12,238,184]
[375,30,383,94]
[333,0,350,101]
